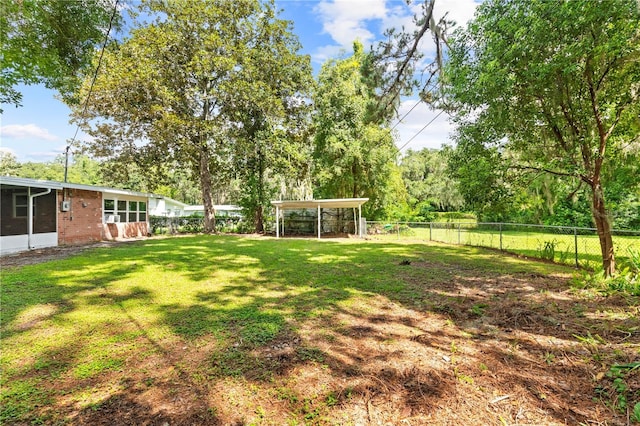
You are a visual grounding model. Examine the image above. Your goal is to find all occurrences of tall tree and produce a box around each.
[73,0,308,232]
[443,0,640,276]
[313,41,403,219]
[229,6,313,232]
[0,0,122,110]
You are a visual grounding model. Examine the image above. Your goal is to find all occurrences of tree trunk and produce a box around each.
[590,182,615,277]
[255,149,265,233]
[199,147,216,233]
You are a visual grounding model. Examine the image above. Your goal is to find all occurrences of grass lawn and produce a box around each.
[1,235,639,425]
[369,224,640,269]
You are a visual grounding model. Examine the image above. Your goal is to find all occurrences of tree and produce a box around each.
[400,148,464,213]
[0,0,122,109]
[0,153,103,184]
[443,0,640,276]
[73,0,309,233]
[227,6,313,232]
[313,41,403,220]
[0,151,20,176]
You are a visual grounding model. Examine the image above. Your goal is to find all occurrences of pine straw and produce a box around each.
[65,269,636,425]
[4,244,638,425]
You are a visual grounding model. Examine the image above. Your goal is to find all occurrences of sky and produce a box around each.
[0,0,479,163]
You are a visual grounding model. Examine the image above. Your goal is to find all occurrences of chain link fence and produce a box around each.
[149,216,247,234]
[365,221,640,269]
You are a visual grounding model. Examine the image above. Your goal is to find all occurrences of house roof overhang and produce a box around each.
[0,176,151,198]
[0,176,63,190]
[270,198,369,210]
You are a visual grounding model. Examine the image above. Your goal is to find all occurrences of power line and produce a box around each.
[396,109,445,152]
[64,0,119,183]
[391,99,422,131]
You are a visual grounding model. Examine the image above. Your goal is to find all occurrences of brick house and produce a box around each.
[0,177,151,255]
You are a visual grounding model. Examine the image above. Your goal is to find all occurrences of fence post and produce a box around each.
[458,223,461,245]
[429,222,432,241]
[499,223,503,251]
[574,227,579,268]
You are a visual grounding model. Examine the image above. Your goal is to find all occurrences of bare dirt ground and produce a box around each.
[0,240,142,268]
[3,242,639,425]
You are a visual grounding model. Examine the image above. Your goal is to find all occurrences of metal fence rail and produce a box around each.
[365,221,640,269]
[149,216,244,234]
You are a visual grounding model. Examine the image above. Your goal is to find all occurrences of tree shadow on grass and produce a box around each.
[2,235,638,424]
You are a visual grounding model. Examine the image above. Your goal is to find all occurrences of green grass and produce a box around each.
[0,235,634,424]
[368,223,640,269]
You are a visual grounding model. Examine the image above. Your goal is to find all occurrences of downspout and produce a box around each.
[28,187,52,249]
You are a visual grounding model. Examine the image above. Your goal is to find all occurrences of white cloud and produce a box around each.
[311,0,479,64]
[394,99,454,152]
[435,0,479,30]
[312,0,388,63]
[1,124,59,141]
[315,0,387,46]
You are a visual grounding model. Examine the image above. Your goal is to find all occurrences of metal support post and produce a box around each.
[574,227,579,268]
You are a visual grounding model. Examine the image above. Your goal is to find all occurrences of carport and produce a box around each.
[271,198,368,239]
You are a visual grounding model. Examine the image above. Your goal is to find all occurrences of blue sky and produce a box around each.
[0,0,478,163]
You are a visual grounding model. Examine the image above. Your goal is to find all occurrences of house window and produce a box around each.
[104,199,116,222]
[13,193,28,218]
[138,201,147,221]
[104,197,147,223]
[117,200,126,223]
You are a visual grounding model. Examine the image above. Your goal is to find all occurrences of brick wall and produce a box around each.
[103,222,148,240]
[57,189,103,245]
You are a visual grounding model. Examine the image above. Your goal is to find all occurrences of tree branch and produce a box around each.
[378,0,436,115]
[508,164,575,178]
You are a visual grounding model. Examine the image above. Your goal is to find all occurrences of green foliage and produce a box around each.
[0,0,122,109]
[399,148,465,216]
[572,266,640,297]
[312,41,404,220]
[0,153,103,185]
[443,0,640,274]
[538,240,557,261]
[73,0,311,233]
[595,363,640,418]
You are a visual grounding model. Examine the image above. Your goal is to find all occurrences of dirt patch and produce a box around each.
[0,240,144,268]
[3,242,638,425]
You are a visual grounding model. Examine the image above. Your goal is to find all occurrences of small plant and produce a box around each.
[628,247,640,274]
[543,352,555,365]
[538,239,557,261]
[470,303,487,316]
[572,267,640,297]
[595,363,640,418]
[632,402,640,423]
[454,367,474,385]
[558,245,572,265]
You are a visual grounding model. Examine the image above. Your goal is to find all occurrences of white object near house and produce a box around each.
[1,176,151,255]
[183,204,242,217]
[148,196,242,218]
[148,196,189,217]
[271,198,368,239]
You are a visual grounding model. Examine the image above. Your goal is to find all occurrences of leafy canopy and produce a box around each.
[0,0,121,109]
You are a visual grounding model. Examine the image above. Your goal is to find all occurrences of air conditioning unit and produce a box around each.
[60,200,71,212]
[106,215,120,223]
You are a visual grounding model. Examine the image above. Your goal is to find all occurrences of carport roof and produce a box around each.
[270,198,368,209]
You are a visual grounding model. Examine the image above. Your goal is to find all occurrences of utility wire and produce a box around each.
[394,1,559,155]
[390,78,438,130]
[391,99,422,131]
[64,0,119,182]
[396,109,445,153]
